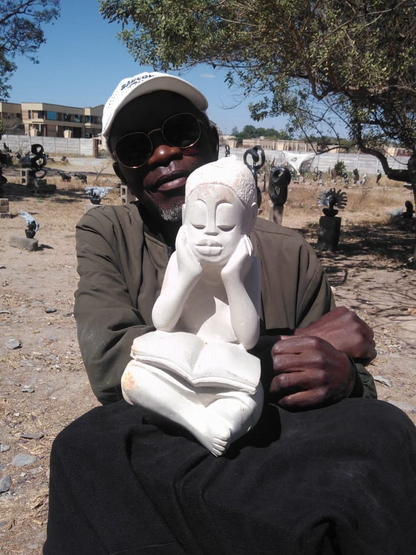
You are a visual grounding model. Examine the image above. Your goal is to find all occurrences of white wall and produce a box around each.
[2,134,99,157]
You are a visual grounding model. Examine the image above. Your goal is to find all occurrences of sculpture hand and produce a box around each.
[175,226,202,282]
[270,335,356,409]
[221,235,253,283]
[294,307,376,365]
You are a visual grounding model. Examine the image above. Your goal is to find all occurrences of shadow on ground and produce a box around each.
[296,219,415,277]
[1,181,87,202]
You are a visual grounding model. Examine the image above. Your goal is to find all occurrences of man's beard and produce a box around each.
[158,200,183,222]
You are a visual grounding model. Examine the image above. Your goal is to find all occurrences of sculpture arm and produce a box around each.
[221,236,260,350]
[152,227,202,331]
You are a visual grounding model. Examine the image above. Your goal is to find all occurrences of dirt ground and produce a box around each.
[0,158,415,554]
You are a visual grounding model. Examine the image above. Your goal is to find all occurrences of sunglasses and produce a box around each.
[113,112,206,169]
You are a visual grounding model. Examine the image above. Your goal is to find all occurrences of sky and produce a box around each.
[7,0,289,135]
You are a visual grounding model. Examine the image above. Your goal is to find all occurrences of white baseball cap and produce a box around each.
[102,71,209,142]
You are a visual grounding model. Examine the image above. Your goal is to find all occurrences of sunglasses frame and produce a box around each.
[113,112,207,169]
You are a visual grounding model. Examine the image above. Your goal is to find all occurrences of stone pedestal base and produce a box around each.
[0,198,11,217]
[9,236,39,251]
[317,216,341,251]
[269,205,284,225]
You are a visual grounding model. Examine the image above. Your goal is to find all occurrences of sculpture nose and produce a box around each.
[204,217,218,235]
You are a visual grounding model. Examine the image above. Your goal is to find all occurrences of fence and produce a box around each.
[1,135,411,177]
[220,147,411,177]
[1,134,100,157]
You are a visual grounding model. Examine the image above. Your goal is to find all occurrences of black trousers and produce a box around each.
[44,398,416,555]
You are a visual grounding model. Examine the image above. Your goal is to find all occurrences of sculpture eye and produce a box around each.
[217,224,235,231]
[192,223,205,230]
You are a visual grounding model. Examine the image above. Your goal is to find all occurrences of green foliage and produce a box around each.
[99,0,416,176]
[230,124,293,141]
[333,161,346,176]
[0,0,60,101]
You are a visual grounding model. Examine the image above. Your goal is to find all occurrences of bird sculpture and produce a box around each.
[20,210,40,238]
[85,186,113,204]
[74,173,87,184]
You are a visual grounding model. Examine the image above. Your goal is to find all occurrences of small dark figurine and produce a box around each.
[353,168,359,184]
[58,170,72,182]
[0,171,6,197]
[403,201,414,219]
[74,173,88,184]
[85,186,113,204]
[317,188,348,217]
[20,210,40,238]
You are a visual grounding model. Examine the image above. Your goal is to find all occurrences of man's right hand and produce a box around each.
[294,307,376,365]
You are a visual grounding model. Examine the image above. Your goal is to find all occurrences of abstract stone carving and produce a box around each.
[122,157,264,456]
[317,188,348,217]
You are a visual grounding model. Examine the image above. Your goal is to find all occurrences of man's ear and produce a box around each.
[113,162,127,185]
[207,123,220,161]
[182,203,187,222]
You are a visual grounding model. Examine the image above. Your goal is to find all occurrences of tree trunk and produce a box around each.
[356,145,416,268]
[408,154,416,269]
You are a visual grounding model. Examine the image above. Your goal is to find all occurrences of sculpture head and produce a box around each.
[182,157,258,266]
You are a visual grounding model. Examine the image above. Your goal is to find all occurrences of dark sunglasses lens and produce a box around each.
[163,114,201,148]
[116,133,151,167]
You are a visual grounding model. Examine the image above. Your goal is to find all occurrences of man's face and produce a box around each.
[183,184,249,267]
[109,91,218,222]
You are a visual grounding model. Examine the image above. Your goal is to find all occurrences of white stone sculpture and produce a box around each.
[122,157,264,456]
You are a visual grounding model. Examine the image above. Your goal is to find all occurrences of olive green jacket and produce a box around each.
[74,203,376,405]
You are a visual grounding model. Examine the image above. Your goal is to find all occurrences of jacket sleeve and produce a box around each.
[74,206,158,405]
[251,221,376,399]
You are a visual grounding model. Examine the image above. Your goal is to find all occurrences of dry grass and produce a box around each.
[261,175,414,231]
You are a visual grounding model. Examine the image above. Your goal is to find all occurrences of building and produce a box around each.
[0,101,103,138]
[0,102,23,134]
[241,138,317,152]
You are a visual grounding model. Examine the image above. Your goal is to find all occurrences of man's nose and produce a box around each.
[147,133,181,167]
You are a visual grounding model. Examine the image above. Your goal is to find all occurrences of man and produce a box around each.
[44,73,416,555]
[75,71,376,407]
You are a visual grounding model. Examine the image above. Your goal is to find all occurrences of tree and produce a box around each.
[230,124,294,142]
[99,1,416,170]
[0,0,60,101]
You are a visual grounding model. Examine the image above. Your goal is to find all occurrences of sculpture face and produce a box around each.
[183,184,248,266]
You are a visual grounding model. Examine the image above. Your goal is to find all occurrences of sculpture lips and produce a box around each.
[195,240,223,256]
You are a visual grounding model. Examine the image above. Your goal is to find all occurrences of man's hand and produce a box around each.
[270,335,356,409]
[294,307,376,365]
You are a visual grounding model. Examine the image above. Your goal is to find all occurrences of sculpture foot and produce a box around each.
[191,413,233,457]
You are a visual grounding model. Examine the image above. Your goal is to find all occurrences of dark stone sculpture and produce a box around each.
[317,188,348,217]
[268,166,292,207]
[243,146,266,207]
[404,200,414,219]
[317,188,348,251]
